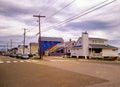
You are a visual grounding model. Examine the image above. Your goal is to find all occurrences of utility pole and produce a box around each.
[10,39,12,49]
[23,28,27,54]
[6,43,8,54]
[33,15,45,59]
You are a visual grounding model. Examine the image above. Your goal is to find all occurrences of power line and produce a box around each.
[60,0,117,25]
[41,0,109,31]
[38,0,59,17]
[43,0,116,31]
[26,0,117,43]
[45,0,112,29]
[45,0,76,21]
[57,0,110,25]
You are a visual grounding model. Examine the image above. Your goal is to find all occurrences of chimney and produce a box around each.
[82,32,89,59]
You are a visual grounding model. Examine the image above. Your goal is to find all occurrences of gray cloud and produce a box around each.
[65,20,113,30]
[109,40,120,48]
[0,1,31,17]
[0,35,38,49]
[0,0,61,26]
[0,0,61,17]
[0,25,10,29]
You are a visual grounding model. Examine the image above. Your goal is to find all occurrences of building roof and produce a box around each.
[29,43,38,45]
[89,37,108,41]
[89,44,118,49]
[72,44,118,49]
[71,45,82,49]
[65,41,76,47]
[41,37,64,42]
[18,45,28,48]
[78,37,108,41]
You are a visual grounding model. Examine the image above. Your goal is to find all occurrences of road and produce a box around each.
[0,56,119,87]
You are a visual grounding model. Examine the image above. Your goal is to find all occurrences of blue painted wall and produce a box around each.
[38,41,61,53]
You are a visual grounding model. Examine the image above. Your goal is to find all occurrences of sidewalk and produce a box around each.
[43,56,120,63]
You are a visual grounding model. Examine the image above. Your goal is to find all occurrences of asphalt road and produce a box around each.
[0,56,107,87]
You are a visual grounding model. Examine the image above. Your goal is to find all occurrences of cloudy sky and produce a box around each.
[0,0,120,50]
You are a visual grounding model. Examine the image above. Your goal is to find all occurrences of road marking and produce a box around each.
[13,61,18,63]
[6,61,11,63]
[20,60,24,62]
[25,60,31,62]
[0,60,42,64]
[0,61,4,63]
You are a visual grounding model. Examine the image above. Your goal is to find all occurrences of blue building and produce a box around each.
[38,37,64,53]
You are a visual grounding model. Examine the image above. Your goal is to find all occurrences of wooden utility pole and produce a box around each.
[10,39,12,49]
[6,43,8,54]
[23,28,27,54]
[33,15,45,59]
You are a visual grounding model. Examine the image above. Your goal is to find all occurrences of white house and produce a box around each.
[64,39,76,55]
[70,32,118,59]
[17,45,30,54]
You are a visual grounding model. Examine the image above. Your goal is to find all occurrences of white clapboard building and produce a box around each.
[70,32,118,59]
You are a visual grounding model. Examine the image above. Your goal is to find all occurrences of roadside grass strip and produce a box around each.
[50,60,76,62]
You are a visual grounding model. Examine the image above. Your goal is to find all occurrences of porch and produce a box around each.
[89,48,103,58]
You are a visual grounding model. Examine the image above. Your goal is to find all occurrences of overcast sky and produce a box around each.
[0,0,120,49]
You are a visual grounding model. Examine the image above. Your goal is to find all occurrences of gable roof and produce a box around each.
[41,37,64,42]
[89,37,108,41]
[77,37,108,41]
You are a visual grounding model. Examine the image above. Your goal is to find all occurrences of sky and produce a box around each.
[0,0,120,50]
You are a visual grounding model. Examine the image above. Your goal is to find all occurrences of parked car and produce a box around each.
[21,54,29,59]
[16,54,22,58]
[28,54,33,58]
[9,53,17,58]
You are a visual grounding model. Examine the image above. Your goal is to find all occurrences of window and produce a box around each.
[68,50,70,52]
[95,40,97,43]
[92,40,94,43]
[112,49,117,51]
[72,43,74,46]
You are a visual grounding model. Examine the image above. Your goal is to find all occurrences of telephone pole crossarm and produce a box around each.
[33,15,45,18]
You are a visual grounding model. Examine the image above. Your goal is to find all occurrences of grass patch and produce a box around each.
[33,56,43,60]
[90,57,118,61]
[117,58,120,61]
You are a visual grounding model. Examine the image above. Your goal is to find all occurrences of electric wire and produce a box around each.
[41,0,110,32]
[43,0,117,31]
[45,0,76,21]
[60,0,117,25]
[29,0,117,42]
